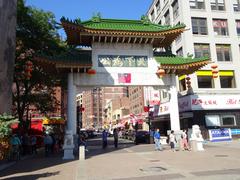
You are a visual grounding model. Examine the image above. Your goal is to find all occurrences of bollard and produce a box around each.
[79,145,85,161]
[191,140,197,152]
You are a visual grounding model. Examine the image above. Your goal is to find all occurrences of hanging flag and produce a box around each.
[118,73,131,83]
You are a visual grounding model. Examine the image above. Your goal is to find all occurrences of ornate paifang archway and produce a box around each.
[34,15,210,159]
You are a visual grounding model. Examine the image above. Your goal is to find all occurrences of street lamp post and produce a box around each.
[144,104,152,144]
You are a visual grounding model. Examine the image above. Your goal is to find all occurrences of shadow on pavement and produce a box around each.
[0,149,76,179]
[2,171,60,180]
[85,137,148,159]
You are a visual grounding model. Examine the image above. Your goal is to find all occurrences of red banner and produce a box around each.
[118,73,131,83]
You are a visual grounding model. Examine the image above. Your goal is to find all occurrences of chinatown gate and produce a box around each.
[36,15,210,159]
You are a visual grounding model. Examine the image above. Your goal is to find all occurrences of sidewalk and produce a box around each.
[76,139,240,180]
[0,139,240,180]
[0,148,78,180]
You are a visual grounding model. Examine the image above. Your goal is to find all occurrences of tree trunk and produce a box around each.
[0,0,17,114]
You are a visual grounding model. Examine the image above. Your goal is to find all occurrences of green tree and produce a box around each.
[0,113,18,138]
[13,0,65,129]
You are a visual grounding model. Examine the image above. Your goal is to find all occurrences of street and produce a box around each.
[1,137,240,180]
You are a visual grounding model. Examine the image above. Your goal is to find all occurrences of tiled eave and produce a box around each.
[34,56,92,73]
[62,21,185,48]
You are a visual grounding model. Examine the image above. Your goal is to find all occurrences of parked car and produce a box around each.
[80,129,89,139]
[135,130,150,145]
[86,129,97,138]
[128,130,136,141]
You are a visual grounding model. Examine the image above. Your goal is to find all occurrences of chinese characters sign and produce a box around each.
[179,95,240,112]
[158,102,170,115]
[98,55,148,67]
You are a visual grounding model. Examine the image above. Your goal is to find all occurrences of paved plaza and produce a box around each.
[0,138,240,180]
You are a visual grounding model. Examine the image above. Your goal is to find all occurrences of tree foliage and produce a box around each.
[0,113,18,138]
[13,0,65,128]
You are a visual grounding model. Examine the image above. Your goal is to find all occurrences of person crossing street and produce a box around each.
[154,128,162,151]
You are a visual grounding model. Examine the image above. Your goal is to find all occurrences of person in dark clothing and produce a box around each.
[22,133,30,155]
[51,134,56,154]
[31,135,37,154]
[102,130,108,149]
[113,129,119,148]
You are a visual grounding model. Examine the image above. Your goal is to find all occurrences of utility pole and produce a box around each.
[0,0,17,114]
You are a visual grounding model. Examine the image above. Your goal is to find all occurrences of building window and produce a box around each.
[164,11,170,25]
[236,20,240,35]
[190,0,205,9]
[221,115,236,126]
[156,0,161,14]
[216,44,231,61]
[194,43,210,58]
[197,76,214,88]
[233,0,240,11]
[205,115,236,127]
[151,10,155,21]
[162,90,168,99]
[210,0,225,11]
[219,71,236,88]
[213,19,228,36]
[192,18,208,35]
[176,47,183,56]
[178,75,186,91]
[172,0,179,19]
[197,71,214,88]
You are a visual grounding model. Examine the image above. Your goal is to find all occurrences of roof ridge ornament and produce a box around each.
[141,15,150,25]
[187,53,194,58]
[91,12,101,23]
[74,18,81,25]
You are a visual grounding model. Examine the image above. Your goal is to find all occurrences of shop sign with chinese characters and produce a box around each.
[158,102,170,115]
[179,95,240,111]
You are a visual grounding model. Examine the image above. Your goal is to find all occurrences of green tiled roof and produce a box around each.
[154,56,209,65]
[81,19,185,32]
[38,50,92,65]
[61,16,185,32]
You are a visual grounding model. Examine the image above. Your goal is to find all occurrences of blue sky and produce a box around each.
[26,0,153,21]
[26,0,153,38]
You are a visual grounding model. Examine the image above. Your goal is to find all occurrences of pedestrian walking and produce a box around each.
[169,130,176,152]
[44,132,53,157]
[150,128,155,144]
[31,135,37,154]
[113,128,118,148]
[181,130,190,151]
[22,133,30,155]
[102,129,108,149]
[154,128,162,151]
[10,134,21,160]
[50,134,56,154]
[78,134,88,151]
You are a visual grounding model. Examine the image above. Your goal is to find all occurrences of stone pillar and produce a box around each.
[169,86,180,131]
[67,73,77,135]
[63,73,76,160]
